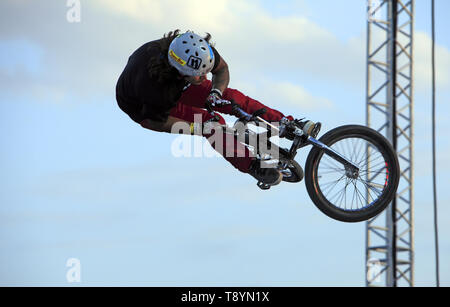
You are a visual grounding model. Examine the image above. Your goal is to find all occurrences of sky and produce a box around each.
[0,0,449,286]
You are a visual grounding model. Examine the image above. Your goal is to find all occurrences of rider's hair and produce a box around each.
[147,29,181,84]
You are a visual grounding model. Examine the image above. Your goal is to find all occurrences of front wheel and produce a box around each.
[304,125,400,223]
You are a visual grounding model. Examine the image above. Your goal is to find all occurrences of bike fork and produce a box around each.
[307,136,360,178]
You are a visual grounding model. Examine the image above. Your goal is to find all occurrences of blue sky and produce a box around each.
[0,0,449,286]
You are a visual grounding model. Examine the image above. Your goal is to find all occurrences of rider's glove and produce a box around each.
[206,89,232,108]
[189,116,222,136]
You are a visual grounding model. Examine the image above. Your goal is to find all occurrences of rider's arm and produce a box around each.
[211,56,229,95]
[142,116,223,136]
[142,116,191,134]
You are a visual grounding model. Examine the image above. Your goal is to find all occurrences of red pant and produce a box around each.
[142,80,288,173]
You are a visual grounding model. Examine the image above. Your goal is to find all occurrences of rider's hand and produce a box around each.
[206,89,232,108]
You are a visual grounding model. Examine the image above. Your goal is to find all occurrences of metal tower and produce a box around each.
[365,0,414,287]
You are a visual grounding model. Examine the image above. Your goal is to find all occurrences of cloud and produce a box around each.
[272,81,333,110]
[0,0,367,106]
[252,79,334,112]
[93,0,245,35]
[414,31,450,91]
[94,0,165,24]
[2,0,448,110]
[0,0,149,102]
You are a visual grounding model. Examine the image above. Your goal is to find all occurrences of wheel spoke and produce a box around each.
[357,177,384,197]
[321,174,347,197]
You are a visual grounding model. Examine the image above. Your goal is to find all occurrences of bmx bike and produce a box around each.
[206,102,400,223]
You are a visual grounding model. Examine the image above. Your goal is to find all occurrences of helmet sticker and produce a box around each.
[208,44,214,60]
[169,49,186,66]
[187,56,202,69]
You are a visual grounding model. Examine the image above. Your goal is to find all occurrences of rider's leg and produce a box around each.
[176,82,283,185]
[179,80,320,138]
[168,102,255,173]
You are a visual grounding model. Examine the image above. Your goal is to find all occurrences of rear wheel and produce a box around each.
[304,125,400,223]
[279,158,304,183]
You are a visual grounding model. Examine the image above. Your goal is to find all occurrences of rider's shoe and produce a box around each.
[297,120,322,138]
[248,159,283,186]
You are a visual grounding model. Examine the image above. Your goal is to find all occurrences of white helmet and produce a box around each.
[167,31,215,76]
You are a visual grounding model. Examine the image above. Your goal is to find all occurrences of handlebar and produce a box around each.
[206,100,283,134]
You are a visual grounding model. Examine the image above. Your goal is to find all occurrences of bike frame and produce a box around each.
[223,104,360,177]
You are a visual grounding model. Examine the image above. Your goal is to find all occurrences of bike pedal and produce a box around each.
[257,181,271,190]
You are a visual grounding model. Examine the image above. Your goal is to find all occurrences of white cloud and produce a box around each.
[93,0,236,34]
[3,0,448,109]
[91,0,365,84]
[95,0,164,23]
[414,31,450,91]
[259,80,334,111]
[3,0,347,105]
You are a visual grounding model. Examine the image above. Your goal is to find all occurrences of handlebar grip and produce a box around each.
[231,102,252,121]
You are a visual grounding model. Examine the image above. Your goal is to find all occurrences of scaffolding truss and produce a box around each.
[365,0,414,287]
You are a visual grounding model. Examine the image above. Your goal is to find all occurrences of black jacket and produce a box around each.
[116,39,220,123]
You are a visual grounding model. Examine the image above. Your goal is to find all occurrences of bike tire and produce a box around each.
[304,125,400,223]
[280,158,304,183]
